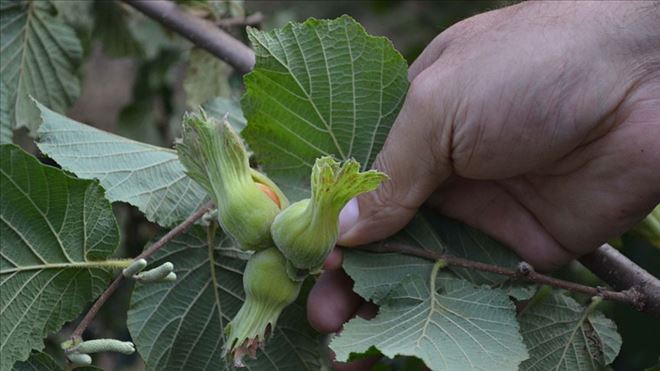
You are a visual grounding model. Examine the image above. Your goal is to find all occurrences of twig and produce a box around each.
[134,201,214,261]
[71,201,215,340]
[218,12,265,29]
[362,242,656,316]
[121,0,255,74]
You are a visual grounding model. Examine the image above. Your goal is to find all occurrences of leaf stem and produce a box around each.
[429,259,446,295]
[70,201,215,340]
[585,295,603,314]
[516,285,552,317]
[361,242,653,316]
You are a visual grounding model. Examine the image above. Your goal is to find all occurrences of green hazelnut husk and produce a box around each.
[224,247,301,366]
[271,156,387,275]
[177,112,288,251]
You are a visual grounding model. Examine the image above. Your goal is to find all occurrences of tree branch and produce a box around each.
[122,0,255,74]
[580,244,660,316]
[362,242,658,316]
[120,0,660,317]
[218,12,265,29]
[71,201,215,340]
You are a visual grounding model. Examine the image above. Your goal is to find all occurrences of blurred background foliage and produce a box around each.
[23,0,658,370]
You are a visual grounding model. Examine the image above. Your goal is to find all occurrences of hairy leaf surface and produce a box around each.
[36,103,208,227]
[0,0,81,133]
[519,292,621,371]
[0,145,119,369]
[11,352,62,371]
[242,15,409,200]
[127,227,322,370]
[344,212,535,302]
[340,214,534,366]
[426,212,536,299]
[331,271,529,370]
[1,81,11,144]
[11,351,101,371]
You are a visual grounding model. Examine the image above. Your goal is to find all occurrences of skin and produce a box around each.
[307,1,660,367]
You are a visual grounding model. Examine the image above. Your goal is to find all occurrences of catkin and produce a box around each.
[67,353,92,365]
[122,258,147,278]
[162,272,177,282]
[75,339,135,355]
[136,262,174,282]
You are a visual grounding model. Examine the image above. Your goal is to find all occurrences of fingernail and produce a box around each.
[338,198,359,236]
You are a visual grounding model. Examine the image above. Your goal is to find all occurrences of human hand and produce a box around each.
[308,0,660,360]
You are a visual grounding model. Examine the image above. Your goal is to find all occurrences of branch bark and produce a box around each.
[122,0,255,74]
[122,0,660,317]
[580,244,660,316]
[218,12,265,29]
[71,201,215,340]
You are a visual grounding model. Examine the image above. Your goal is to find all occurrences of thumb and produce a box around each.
[337,70,454,246]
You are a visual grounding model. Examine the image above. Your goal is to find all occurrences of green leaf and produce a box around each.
[331,269,529,370]
[344,212,535,302]
[127,226,322,370]
[11,351,102,371]
[242,15,409,200]
[343,213,444,303]
[0,144,121,369]
[344,251,432,304]
[341,213,534,368]
[202,97,247,132]
[0,0,82,133]
[184,48,231,108]
[425,212,536,300]
[35,102,208,227]
[11,351,61,371]
[1,81,12,144]
[51,0,93,36]
[519,292,622,371]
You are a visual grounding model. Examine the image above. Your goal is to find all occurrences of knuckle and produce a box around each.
[408,70,439,110]
[370,155,400,205]
[359,169,415,219]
